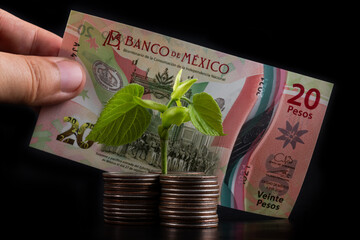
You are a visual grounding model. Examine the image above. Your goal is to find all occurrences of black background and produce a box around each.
[0,1,353,239]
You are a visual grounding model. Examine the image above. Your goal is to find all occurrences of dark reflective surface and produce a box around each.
[99,219,293,240]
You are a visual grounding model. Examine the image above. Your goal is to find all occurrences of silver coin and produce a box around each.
[103,172,160,178]
[104,193,158,199]
[104,184,159,190]
[160,214,218,220]
[103,198,159,204]
[162,217,219,224]
[104,214,156,220]
[104,210,157,217]
[104,182,159,187]
[160,221,218,228]
[161,192,219,198]
[160,196,218,203]
[160,184,219,189]
[104,177,159,183]
[103,206,157,212]
[159,204,217,211]
[103,202,158,209]
[160,179,218,185]
[104,219,156,225]
[160,173,217,180]
[104,190,159,196]
[159,209,217,216]
[161,188,219,194]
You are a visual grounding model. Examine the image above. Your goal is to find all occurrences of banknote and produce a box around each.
[30,10,333,218]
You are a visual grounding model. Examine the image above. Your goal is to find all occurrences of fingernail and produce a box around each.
[56,60,84,92]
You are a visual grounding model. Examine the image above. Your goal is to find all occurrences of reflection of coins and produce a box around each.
[102,172,160,225]
[92,60,123,92]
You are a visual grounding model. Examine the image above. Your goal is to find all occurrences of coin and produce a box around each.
[104,210,158,217]
[161,184,219,189]
[104,178,159,183]
[104,197,158,203]
[160,179,218,185]
[104,182,160,187]
[104,215,156,222]
[160,221,218,228]
[159,209,217,216]
[103,172,160,178]
[103,202,158,209]
[159,204,218,210]
[102,172,160,225]
[160,173,217,180]
[104,184,159,190]
[104,219,156,225]
[104,205,157,211]
[160,214,218,220]
[104,193,159,200]
[160,196,219,203]
[159,173,219,228]
[161,187,219,194]
[104,190,159,196]
[161,192,219,198]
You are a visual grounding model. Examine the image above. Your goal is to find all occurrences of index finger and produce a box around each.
[0,9,62,56]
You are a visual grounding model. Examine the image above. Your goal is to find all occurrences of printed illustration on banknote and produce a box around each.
[30,11,333,218]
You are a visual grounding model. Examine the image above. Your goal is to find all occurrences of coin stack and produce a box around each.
[159,173,219,228]
[102,172,160,225]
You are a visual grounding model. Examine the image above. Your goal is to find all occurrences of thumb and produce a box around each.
[0,52,86,106]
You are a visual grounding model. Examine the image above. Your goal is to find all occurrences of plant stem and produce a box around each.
[160,135,168,174]
[166,99,175,109]
[180,96,192,104]
[158,125,169,174]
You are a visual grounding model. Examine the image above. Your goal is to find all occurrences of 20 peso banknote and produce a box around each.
[30,11,333,218]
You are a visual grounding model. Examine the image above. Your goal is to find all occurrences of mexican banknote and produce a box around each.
[30,11,333,218]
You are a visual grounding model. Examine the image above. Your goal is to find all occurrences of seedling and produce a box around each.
[87,69,225,174]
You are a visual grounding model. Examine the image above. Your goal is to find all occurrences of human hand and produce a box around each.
[0,9,86,106]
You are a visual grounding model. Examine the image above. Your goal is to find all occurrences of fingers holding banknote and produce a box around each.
[0,9,86,106]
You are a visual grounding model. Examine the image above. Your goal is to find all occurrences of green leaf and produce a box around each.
[133,96,167,112]
[161,106,189,127]
[170,78,197,100]
[188,92,225,136]
[86,84,151,146]
[173,69,182,91]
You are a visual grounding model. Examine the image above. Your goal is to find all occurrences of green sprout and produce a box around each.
[86,69,225,174]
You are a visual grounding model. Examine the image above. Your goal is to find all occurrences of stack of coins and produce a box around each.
[102,172,160,225]
[159,173,219,228]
